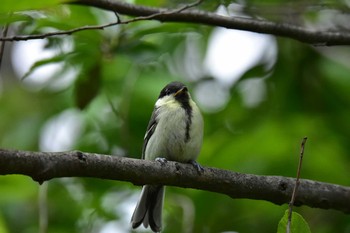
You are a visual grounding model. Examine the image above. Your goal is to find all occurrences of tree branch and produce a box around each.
[72,0,350,46]
[1,1,349,45]
[1,148,349,214]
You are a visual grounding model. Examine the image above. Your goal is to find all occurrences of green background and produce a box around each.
[1,1,350,232]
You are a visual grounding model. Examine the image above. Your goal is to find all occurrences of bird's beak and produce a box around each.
[174,87,186,97]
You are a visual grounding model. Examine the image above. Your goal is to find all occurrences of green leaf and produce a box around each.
[74,62,101,109]
[0,12,31,25]
[277,210,311,233]
[237,63,271,83]
[21,53,68,81]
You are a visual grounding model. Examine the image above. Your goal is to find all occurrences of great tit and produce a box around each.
[131,81,204,232]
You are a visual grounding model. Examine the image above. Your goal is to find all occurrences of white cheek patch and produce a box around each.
[156,95,172,107]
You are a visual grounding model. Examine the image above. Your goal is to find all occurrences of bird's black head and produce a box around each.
[158,82,189,104]
[159,82,186,97]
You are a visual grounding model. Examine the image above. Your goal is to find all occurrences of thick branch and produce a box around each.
[73,0,350,46]
[0,148,349,213]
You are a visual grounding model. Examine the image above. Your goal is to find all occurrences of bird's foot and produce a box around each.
[188,160,204,173]
[155,157,168,165]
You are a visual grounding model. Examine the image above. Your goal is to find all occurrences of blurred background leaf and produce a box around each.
[0,0,65,14]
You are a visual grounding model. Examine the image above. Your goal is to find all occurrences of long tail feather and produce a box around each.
[131,185,164,232]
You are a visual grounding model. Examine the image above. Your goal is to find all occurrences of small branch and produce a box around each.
[0,22,120,41]
[287,137,308,233]
[0,148,350,213]
[0,0,202,42]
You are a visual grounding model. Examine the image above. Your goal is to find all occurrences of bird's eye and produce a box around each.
[165,89,171,95]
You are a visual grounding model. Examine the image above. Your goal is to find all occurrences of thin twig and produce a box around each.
[0,22,119,41]
[0,25,10,70]
[0,0,202,42]
[287,137,308,233]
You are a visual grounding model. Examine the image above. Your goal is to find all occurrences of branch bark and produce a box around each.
[72,0,350,46]
[1,148,349,214]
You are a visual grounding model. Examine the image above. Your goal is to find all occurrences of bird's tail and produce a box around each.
[131,185,165,232]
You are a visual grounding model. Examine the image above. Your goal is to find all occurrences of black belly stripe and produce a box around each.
[182,102,192,143]
[174,88,193,143]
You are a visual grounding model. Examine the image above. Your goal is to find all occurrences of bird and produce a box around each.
[131,81,204,232]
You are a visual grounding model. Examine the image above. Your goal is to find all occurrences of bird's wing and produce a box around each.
[142,107,158,159]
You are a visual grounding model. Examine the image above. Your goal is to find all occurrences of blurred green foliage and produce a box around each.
[1,1,350,233]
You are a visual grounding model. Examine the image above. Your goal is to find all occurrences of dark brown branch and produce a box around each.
[0,148,349,214]
[1,1,350,45]
[72,0,350,46]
